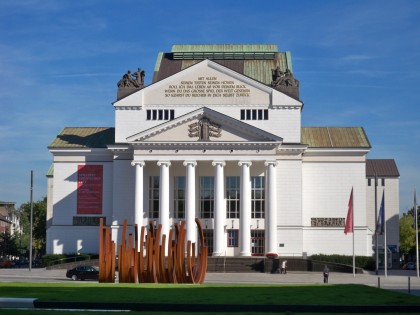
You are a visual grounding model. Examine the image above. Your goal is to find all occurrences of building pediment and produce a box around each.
[126,107,282,146]
[114,60,302,108]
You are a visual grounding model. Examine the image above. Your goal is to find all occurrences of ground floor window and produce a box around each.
[202,229,213,256]
[227,229,239,247]
[200,176,214,218]
[251,230,265,256]
[226,176,240,218]
[174,176,185,219]
[251,176,265,219]
[149,176,159,218]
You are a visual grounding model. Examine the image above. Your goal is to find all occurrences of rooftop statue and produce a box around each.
[271,67,299,88]
[117,68,145,89]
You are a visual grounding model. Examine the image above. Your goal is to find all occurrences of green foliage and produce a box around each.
[309,254,375,270]
[18,197,47,257]
[399,213,416,255]
[42,253,99,266]
[0,232,19,257]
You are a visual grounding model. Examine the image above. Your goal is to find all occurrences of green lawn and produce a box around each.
[1,282,419,305]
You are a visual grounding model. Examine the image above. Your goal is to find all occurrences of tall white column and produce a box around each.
[157,161,171,243]
[131,161,145,234]
[212,161,226,256]
[265,161,278,255]
[239,161,252,256]
[183,161,197,243]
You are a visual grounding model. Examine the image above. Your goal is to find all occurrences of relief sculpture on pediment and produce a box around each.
[188,117,221,141]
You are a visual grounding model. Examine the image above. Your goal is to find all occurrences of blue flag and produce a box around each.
[376,191,385,235]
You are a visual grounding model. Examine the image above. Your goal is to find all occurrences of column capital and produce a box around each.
[212,161,226,167]
[238,161,252,167]
[264,161,278,167]
[183,161,197,167]
[157,161,171,167]
[131,161,145,167]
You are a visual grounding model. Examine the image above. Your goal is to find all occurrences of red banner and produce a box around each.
[77,165,103,214]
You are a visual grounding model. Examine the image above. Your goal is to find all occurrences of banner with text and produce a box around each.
[77,165,103,215]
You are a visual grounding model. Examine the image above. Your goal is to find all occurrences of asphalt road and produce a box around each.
[1,267,420,296]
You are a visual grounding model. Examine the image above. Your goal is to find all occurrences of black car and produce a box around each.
[66,265,99,281]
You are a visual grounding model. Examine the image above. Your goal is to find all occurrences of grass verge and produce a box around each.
[0,282,419,305]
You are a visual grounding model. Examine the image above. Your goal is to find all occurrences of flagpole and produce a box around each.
[374,173,379,275]
[384,191,387,277]
[415,188,419,278]
[352,188,355,277]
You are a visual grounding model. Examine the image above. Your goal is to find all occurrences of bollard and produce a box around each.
[408,277,411,294]
[378,277,380,289]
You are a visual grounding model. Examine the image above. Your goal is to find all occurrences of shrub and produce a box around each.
[309,254,375,271]
[42,253,99,266]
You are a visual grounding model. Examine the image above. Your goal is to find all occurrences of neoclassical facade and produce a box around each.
[47,45,399,258]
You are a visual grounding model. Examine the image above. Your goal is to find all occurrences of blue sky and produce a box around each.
[0,0,419,213]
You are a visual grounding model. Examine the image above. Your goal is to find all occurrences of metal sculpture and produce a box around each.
[98,218,116,283]
[99,218,208,284]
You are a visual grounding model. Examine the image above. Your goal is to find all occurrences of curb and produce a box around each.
[0,298,37,309]
[34,301,420,313]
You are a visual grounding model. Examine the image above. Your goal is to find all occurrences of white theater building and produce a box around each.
[47,45,399,259]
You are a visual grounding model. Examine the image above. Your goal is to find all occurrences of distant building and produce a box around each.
[47,44,400,263]
[0,202,18,235]
[366,159,400,268]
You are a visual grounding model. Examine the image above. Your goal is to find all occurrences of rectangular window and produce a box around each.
[251,230,265,256]
[381,178,385,186]
[226,176,240,219]
[227,229,239,247]
[368,178,371,186]
[240,109,245,120]
[202,229,214,256]
[200,176,214,218]
[251,176,265,219]
[149,176,159,218]
[240,109,269,120]
[174,176,185,219]
[146,109,174,121]
[252,109,257,120]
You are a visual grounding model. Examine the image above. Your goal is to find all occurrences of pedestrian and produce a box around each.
[281,260,287,274]
[323,265,330,283]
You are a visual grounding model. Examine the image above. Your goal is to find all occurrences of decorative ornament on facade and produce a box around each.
[117,68,145,88]
[270,66,300,99]
[188,117,221,141]
[271,67,299,88]
[116,68,145,100]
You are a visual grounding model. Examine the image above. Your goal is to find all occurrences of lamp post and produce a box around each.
[29,170,34,271]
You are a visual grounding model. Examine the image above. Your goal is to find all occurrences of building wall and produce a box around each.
[301,158,371,256]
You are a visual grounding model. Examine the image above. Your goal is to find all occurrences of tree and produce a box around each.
[19,197,47,258]
[0,232,19,258]
[399,213,416,255]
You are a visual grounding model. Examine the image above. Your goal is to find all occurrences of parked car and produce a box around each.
[405,262,416,270]
[0,259,13,268]
[66,265,99,281]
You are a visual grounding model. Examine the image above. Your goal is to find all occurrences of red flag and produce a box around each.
[344,188,353,235]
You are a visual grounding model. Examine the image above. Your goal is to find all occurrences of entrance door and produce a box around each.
[251,230,265,256]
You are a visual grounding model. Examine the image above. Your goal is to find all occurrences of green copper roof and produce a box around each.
[48,127,115,148]
[301,127,371,148]
[171,44,278,53]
